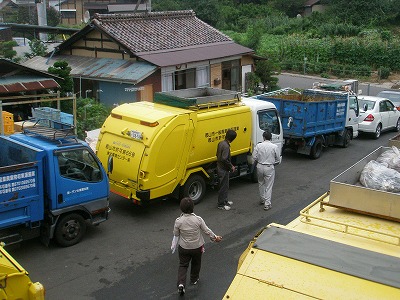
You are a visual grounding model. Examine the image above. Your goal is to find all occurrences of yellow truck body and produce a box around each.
[224,148,400,299]
[96,88,283,204]
[0,244,45,299]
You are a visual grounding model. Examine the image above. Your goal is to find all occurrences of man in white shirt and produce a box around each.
[252,131,280,210]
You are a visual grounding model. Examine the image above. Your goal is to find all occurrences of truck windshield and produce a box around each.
[258,110,280,135]
[57,149,102,182]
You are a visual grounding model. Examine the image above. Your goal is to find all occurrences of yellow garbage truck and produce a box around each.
[0,243,45,299]
[96,88,283,204]
[223,146,400,299]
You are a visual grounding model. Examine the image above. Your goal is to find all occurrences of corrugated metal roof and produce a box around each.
[137,42,254,67]
[23,55,158,84]
[0,76,59,94]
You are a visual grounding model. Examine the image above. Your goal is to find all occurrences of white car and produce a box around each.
[376,90,400,110]
[358,95,400,139]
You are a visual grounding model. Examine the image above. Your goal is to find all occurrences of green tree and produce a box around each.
[76,98,111,139]
[47,6,61,27]
[326,0,399,26]
[0,41,18,61]
[47,60,74,97]
[254,59,279,92]
[25,39,48,58]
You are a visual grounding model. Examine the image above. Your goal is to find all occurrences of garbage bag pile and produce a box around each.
[360,146,400,192]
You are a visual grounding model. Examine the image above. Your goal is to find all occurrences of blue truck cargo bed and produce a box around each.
[256,90,348,138]
[0,136,45,229]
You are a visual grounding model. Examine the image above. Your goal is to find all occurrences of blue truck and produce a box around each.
[255,87,359,159]
[0,121,110,247]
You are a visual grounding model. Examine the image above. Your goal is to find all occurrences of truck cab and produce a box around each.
[241,97,283,159]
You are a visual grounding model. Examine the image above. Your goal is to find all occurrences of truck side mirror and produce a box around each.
[287,117,294,129]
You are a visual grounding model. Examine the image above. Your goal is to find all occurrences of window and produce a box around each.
[57,148,102,182]
[162,73,174,92]
[175,69,195,90]
[258,110,281,135]
[386,101,394,111]
[163,66,210,91]
[222,60,241,91]
[196,66,209,87]
[60,10,76,19]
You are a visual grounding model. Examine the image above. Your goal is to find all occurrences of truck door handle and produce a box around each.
[107,156,113,174]
[58,194,63,204]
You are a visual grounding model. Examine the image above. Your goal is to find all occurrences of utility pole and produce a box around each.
[36,0,48,41]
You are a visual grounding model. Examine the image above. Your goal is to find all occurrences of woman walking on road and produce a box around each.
[171,197,222,296]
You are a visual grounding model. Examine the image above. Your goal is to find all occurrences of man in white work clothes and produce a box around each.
[252,131,280,210]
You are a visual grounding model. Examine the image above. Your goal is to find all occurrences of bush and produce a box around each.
[378,67,391,79]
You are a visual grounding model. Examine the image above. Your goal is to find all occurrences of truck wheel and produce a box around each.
[341,129,351,148]
[182,174,206,205]
[310,138,322,159]
[373,124,382,139]
[55,213,87,247]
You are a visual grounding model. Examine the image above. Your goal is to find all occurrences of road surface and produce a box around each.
[10,129,394,299]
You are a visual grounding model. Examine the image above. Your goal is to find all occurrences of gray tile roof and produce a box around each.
[92,10,233,54]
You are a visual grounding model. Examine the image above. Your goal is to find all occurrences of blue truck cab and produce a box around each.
[0,123,110,247]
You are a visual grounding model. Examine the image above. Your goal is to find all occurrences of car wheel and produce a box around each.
[374,124,382,139]
[394,118,400,132]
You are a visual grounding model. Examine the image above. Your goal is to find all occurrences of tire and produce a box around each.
[310,138,322,159]
[394,118,400,132]
[55,213,87,247]
[182,174,206,205]
[341,129,351,148]
[373,124,382,139]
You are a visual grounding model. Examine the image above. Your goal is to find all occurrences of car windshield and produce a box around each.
[359,100,375,111]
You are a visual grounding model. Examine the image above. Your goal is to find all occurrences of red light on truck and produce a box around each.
[364,114,375,122]
[140,121,159,127]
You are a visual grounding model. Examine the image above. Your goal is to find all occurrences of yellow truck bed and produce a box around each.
[0,244,44,299]
[223,193,400,300]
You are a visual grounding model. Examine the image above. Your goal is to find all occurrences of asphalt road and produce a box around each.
[11,133,394,300]
[9,74,397,300]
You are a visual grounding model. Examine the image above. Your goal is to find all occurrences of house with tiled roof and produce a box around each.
[303,0,327,16]
[58,0,152,26]
[23,10,256,106]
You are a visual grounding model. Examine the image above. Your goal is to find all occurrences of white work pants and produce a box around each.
[256,164,275,206]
